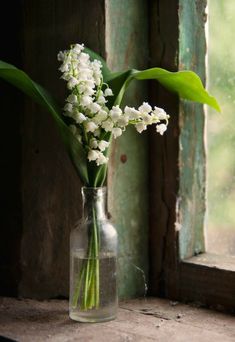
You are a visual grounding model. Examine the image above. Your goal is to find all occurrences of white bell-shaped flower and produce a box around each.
[156,123,167,135]
[85,121,98,133]
[138,102,152,114]
[88,150,100,162]
[112,127,122,138]
[96,152,109,165]
[102,119,114,132]
[135,122,147,133]
[98,140,109,152]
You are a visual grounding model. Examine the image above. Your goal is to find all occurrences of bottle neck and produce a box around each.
[82,187,107,221]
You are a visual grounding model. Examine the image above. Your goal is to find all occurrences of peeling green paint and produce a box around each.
[105,0,149,298]
[178,0,207,259]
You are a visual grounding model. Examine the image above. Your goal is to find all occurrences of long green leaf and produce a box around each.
[107,68,221,112]
[85,50,220,111]
[0,60,89,184]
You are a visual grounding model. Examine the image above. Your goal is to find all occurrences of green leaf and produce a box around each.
[106,70,133,108]
[107,67,221,112]
[0,60,89,185]
[84,47,221,111]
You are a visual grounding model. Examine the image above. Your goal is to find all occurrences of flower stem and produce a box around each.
[93,206,100,308]
[72,204,100,311]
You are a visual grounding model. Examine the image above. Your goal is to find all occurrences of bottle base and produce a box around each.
[69,311,116,323]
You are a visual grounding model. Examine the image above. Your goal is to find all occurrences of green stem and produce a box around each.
[71,265,85,308]
[93,207,100,308]
[72,204,100,311]
[83,225,94,308]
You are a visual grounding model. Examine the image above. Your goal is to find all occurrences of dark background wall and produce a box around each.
[0,0,106,298]
[0,1,23,296]
[0,0,153,299]
[0,0,180,300]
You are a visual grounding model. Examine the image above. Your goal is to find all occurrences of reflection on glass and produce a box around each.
[207,0,235,256]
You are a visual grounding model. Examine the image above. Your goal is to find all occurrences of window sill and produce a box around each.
[0,297,234,341]
[179,253,235,310]
[183,253,235,271]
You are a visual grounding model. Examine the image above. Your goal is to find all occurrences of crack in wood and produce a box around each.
[120,306,174,321]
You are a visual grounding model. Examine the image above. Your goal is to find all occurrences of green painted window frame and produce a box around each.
[149,0,235,310]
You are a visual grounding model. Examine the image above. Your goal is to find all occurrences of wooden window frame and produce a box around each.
[149,0,235,310]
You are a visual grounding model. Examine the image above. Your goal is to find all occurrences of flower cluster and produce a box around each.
[58,44,170,166]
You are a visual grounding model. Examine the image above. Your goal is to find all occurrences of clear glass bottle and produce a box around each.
[69,187,118,322]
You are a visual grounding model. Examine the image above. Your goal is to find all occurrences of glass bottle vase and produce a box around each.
[69,187,118,322]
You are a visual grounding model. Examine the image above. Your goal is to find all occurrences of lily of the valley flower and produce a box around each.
[156,123,167,135]
[58,43,170,166]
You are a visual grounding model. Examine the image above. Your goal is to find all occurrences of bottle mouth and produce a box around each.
[82,186,107,190]
[81,186,107,197]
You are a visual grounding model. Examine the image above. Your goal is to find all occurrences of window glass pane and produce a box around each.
[207,0,235,256]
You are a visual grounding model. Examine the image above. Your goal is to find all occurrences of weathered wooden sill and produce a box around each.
[0,297,235,341]
[183,253,235,271]
[179,253,235,309]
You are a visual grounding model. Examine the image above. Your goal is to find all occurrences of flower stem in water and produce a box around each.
[72,205,100,311]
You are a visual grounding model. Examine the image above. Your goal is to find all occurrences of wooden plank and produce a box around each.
[180,254,235,310]
[149,0,208,295]
[1,297,235,341]
[0,2,23,296]
[183,253,235,272]
[148,0,180,298]
[178,0,207,259]
[19,0,106,298]
[106,0,149,298]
